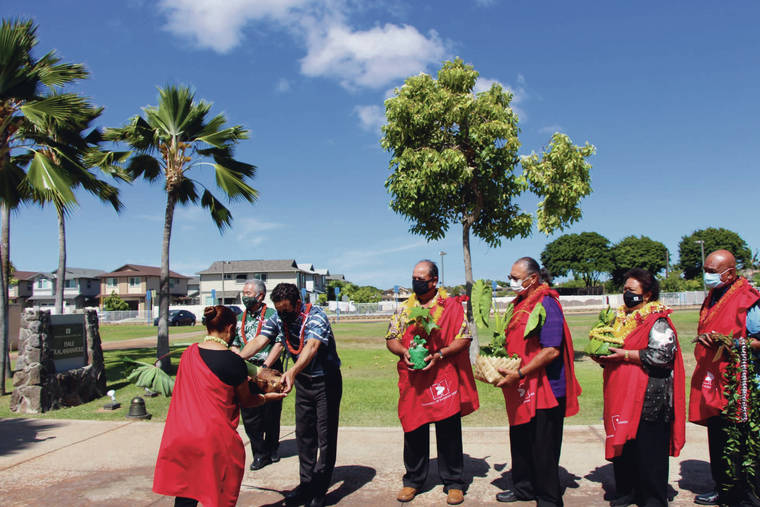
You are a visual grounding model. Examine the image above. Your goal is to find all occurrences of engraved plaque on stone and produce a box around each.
[50,314,87,372]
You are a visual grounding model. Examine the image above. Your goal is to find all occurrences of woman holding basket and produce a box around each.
[592,268,685,507]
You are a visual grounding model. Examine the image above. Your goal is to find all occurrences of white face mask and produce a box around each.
[509,275,534,294]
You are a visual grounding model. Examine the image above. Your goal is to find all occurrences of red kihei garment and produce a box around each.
[602,308,686,459]
[502,285,581,426]
[689,277,760,425]
[397,295,480,433]
[153,343,245,507]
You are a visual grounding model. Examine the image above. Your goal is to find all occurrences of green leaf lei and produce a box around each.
[720,336,760,498]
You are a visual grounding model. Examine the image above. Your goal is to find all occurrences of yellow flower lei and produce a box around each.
[610,301,668,343]
[402,287,448,324]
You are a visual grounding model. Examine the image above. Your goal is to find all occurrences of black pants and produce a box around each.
[242,359,283,458]
[612,417,670,507]
[294,369,342,497]
[402,412,464,491]
[509,398,566,507]
[174,497,197,507]
[706,415,760,507]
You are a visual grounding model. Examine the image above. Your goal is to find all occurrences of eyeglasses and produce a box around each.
[412,277,433,283]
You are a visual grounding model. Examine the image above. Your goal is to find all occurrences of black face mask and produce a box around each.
[412,279,432,297]
[623,290,644,308]
[279,310,299,325]
[242,296,261,311]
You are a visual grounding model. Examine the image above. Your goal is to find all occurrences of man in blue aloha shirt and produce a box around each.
[239,282,341,507]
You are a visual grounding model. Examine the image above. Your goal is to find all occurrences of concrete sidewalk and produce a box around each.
[0,418,714,506]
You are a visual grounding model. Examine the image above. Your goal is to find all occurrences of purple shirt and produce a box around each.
[539,295,566,399]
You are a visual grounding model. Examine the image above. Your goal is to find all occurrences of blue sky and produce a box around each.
[6,1,760,288]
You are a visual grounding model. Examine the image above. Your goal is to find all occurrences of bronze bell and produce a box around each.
[126,396,152,420]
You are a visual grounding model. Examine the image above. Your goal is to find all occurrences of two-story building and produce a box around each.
[98,264,189,311]
[27,268,104,311]
[198,259,330,306]
[9,271,38,307]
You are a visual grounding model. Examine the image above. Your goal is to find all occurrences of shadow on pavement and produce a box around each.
[585,462,680,502]
[491,465,581,495]
[256,465,376,507]
[678,459,714,494]
[0,418,60,455]
[276,437,298,460]
[418,453,489,495]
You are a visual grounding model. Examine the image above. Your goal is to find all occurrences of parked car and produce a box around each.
[202,305,242,325]
[153,309,196,326]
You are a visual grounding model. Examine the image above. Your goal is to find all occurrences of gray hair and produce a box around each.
[243,279,266,296]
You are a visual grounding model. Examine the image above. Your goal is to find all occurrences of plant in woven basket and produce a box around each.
[585,307,619,356]
[719,335,760,498]
[471,279,521,384]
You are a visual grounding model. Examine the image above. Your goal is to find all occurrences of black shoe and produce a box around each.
[270,450,280,463]
[307,495,325,507]
[284,484,311,504]
[249,455,271,471]
[610,493,635,507]
[496,490,533,503]
[694,491,719,505]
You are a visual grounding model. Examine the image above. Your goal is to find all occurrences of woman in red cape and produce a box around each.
[594,269,685,507]
[153,306,286,507]
[495,257,580,506]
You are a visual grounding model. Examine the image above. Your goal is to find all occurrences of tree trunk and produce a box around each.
[0,203,10,390]
[462,219,475,320]
[55,205,66,314]
[462,218,479,360]
[157,191,177,371]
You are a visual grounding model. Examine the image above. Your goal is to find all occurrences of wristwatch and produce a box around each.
[437,350,444,360]
[517,368,525,379]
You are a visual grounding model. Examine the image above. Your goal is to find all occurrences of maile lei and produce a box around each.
[240,304,268,344]
[720,336,760,497]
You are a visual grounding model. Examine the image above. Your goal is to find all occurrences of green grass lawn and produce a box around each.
[1,310,702,426]
[98,323,204,342]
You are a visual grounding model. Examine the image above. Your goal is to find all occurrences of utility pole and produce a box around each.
[439,250,446,287]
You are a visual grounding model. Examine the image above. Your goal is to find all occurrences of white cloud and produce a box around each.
[354,104,385,131]
[300,23,447,90]
[538,124,564,134]
[233,217,283,244]
[275,78,291,93]
[157,0,448,90]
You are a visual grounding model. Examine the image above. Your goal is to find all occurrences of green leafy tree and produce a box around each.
[350,285,383,303]
[382,58,595,319]
[659,269,703,292]
[540,232,613,287]
[0,18,88,391]
[610,235,669,287]
[103,291,129,311]
[678,227,752,279]
[105,86,257,370]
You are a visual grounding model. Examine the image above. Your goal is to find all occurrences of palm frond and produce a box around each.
[200,189,232,230]
[125,153,162,181]
[214,162,258,203]
[24,150,76,204]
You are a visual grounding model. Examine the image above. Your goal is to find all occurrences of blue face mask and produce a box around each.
[704,270,728,289]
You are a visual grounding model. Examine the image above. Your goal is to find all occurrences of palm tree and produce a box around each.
[20,92,128,313]
[0,18,87,392]
[105,85,257,369]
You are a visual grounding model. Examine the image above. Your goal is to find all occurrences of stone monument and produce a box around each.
[11,309,107,413]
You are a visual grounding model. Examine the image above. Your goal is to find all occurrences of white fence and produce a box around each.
[93,291,707,323]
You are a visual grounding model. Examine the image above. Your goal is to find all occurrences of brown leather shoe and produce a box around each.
[397,486,417,502]
[447,489,464,505]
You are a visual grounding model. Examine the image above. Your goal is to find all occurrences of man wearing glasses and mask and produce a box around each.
[229,279,283,471]
[385,259,479,506]
[689,249,760,507]
[238,282,341,507]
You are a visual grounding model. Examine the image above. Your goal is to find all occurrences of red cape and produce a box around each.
[689,277,760,425]
[397,295,480,432]
[502,286,581,426]
[153,344,245,506]
[602,309,686,459]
